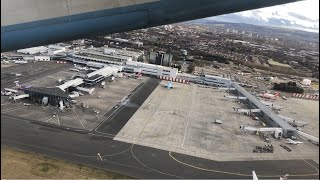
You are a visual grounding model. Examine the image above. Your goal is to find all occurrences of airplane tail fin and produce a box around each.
[253,171,258,180]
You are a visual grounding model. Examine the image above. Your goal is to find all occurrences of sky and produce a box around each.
[208,0,319,32]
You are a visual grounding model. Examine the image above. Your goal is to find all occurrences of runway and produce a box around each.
[1,77,319,179]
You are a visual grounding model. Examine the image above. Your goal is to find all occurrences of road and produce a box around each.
[1,78,319,179]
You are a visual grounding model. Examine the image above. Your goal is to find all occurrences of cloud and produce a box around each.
[208,0,319,32]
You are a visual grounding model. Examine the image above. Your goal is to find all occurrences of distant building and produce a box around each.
[104,37,143,47]
[126,61,178,78]
[133,41,143,47]
[181,49,187,56]
[149,51,173,67]
[197,75,232,87]
[267,59,291,70]
[73,50,131,65]
[103,47,143,61]
[48,45,66,55]
[17,46,48,55]
[301,79,311,86]
[35,56,50,61]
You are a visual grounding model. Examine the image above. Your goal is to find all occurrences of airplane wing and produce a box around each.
[164,81,173,89]
[1,0,299,52]
[286,138,303,144]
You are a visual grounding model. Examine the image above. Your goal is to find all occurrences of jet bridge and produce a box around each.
[231,82,296,138]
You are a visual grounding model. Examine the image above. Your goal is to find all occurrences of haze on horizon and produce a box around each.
[207,0,319,33]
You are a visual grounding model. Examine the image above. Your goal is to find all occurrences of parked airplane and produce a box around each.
[123,72,137,78]
[69,68,80,72]
[278,115,309,127]
[165,81,173,89]
[21,84,33,89]
[1,91,12,96]
[74,64,88,71]
[260,92,280,100]
[4,88,18,93]
[233,107,261,113]
[136,72,142,77]
[1,60,9,64]
[13,60,28,64]
[218,87,236,91]
[224,95,247,100]
[286,138,303,145]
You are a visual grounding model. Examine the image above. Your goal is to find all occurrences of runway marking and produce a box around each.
[92,130,117,138]
[1,102,11,106]
[2,139,149,172]
[73,108,85,128]
[88,132,115,139]
[1,106,27,113]
[97,153,103,161]
[56,114,61,126]
[87,115,103,129]
[2,138,132,158]
[181,85,195,149]
[131,144,183,179]
[18,110,40,118]
[169,152,319,177]
[136,83,172,139]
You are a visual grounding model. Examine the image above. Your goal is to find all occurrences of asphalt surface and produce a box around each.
[1,62,72,88]
[1,76,319,179]
[2,113,319,179]
[95,77,160,136]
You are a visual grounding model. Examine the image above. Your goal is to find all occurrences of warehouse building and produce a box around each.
[176,73,199,82]
[35,56,50,61]
[23,87,71,106]
[102,47,143,61]
[176,73,232,87]
[73,50,131,65]
[196,75,232,87]
[267,59,292,71]
[17,46,48,55]
[149,51,173,67]
[67,49,177,78]
[104,37,144,47]
[122,65,142,74]
[126,61,178,78]
[83,74,105,86]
